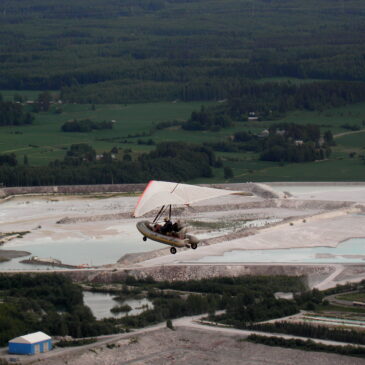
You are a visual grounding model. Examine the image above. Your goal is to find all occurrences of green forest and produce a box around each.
[1,0,365,100]
[246,335,365,358]
[1,0,365,184]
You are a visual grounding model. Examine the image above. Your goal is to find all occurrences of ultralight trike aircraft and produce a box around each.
[133,180,249,254]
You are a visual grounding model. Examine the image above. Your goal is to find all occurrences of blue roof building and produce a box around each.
[8,332,52,355]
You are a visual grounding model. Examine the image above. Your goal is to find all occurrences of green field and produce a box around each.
[0,90,59,102]
[336,132,365,149]
[1,96,365,182]
[0,101,216,165]
[233,158,365,182]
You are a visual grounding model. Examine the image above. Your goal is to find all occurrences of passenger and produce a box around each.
[172,220,180,233]
[160,217,173,235]
[172,219,185,239]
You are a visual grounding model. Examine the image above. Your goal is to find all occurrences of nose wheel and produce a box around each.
[191,243,197,250]
[143,236,147,241]
[170,247,177,254]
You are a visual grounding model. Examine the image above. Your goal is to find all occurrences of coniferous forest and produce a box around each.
[1,0,365,101]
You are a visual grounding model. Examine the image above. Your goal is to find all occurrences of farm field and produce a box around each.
[1,92,365,182]
[0,100,216,165]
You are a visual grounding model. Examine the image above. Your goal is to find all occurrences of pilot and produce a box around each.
[160,217,173,235]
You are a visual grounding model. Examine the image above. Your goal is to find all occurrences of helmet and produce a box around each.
[164,217,169,221]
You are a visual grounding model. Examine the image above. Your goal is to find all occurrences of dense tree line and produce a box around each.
[0,142,216,186]
[248,321,365,346]
[0,154,17,167]
[0,99,33,126]
[247,335,365,358]
[61,119,113,133]
[59,78,365,106]
[61,119,113,132]
[182,106,232,131]
[143,275,306,296]
[323,280,365,296]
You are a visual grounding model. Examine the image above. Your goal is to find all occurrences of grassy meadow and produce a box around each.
[0,101,216,165]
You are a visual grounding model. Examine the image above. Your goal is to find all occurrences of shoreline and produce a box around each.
[0,249,30,259]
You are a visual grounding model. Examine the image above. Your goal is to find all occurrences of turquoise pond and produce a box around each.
[0,222,162,270]
[194,238,365,264]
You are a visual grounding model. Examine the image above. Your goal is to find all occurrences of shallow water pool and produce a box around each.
[194,238,365,264]
[0,222,162,270]
[83,291,153,320]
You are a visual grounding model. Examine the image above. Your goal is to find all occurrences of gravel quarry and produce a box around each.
[0,182,365,288]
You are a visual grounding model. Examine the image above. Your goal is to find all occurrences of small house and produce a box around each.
[248,112,258,121]
[8,332,52,355]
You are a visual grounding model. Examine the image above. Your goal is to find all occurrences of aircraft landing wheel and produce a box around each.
[191,243,198,250]
[170,247,177,255]
[143,236,147,241]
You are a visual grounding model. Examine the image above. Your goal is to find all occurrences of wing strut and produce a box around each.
[153,205,165,223]
[152,204,172,223]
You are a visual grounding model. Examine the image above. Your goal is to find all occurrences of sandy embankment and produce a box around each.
[0,249,30,260]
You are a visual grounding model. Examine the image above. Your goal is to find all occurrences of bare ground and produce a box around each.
[26,327,365,365]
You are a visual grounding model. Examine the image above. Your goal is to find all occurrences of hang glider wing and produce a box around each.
[133,180,250,217]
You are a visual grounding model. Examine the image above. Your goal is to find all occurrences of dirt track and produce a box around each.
[22,324,365,365]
